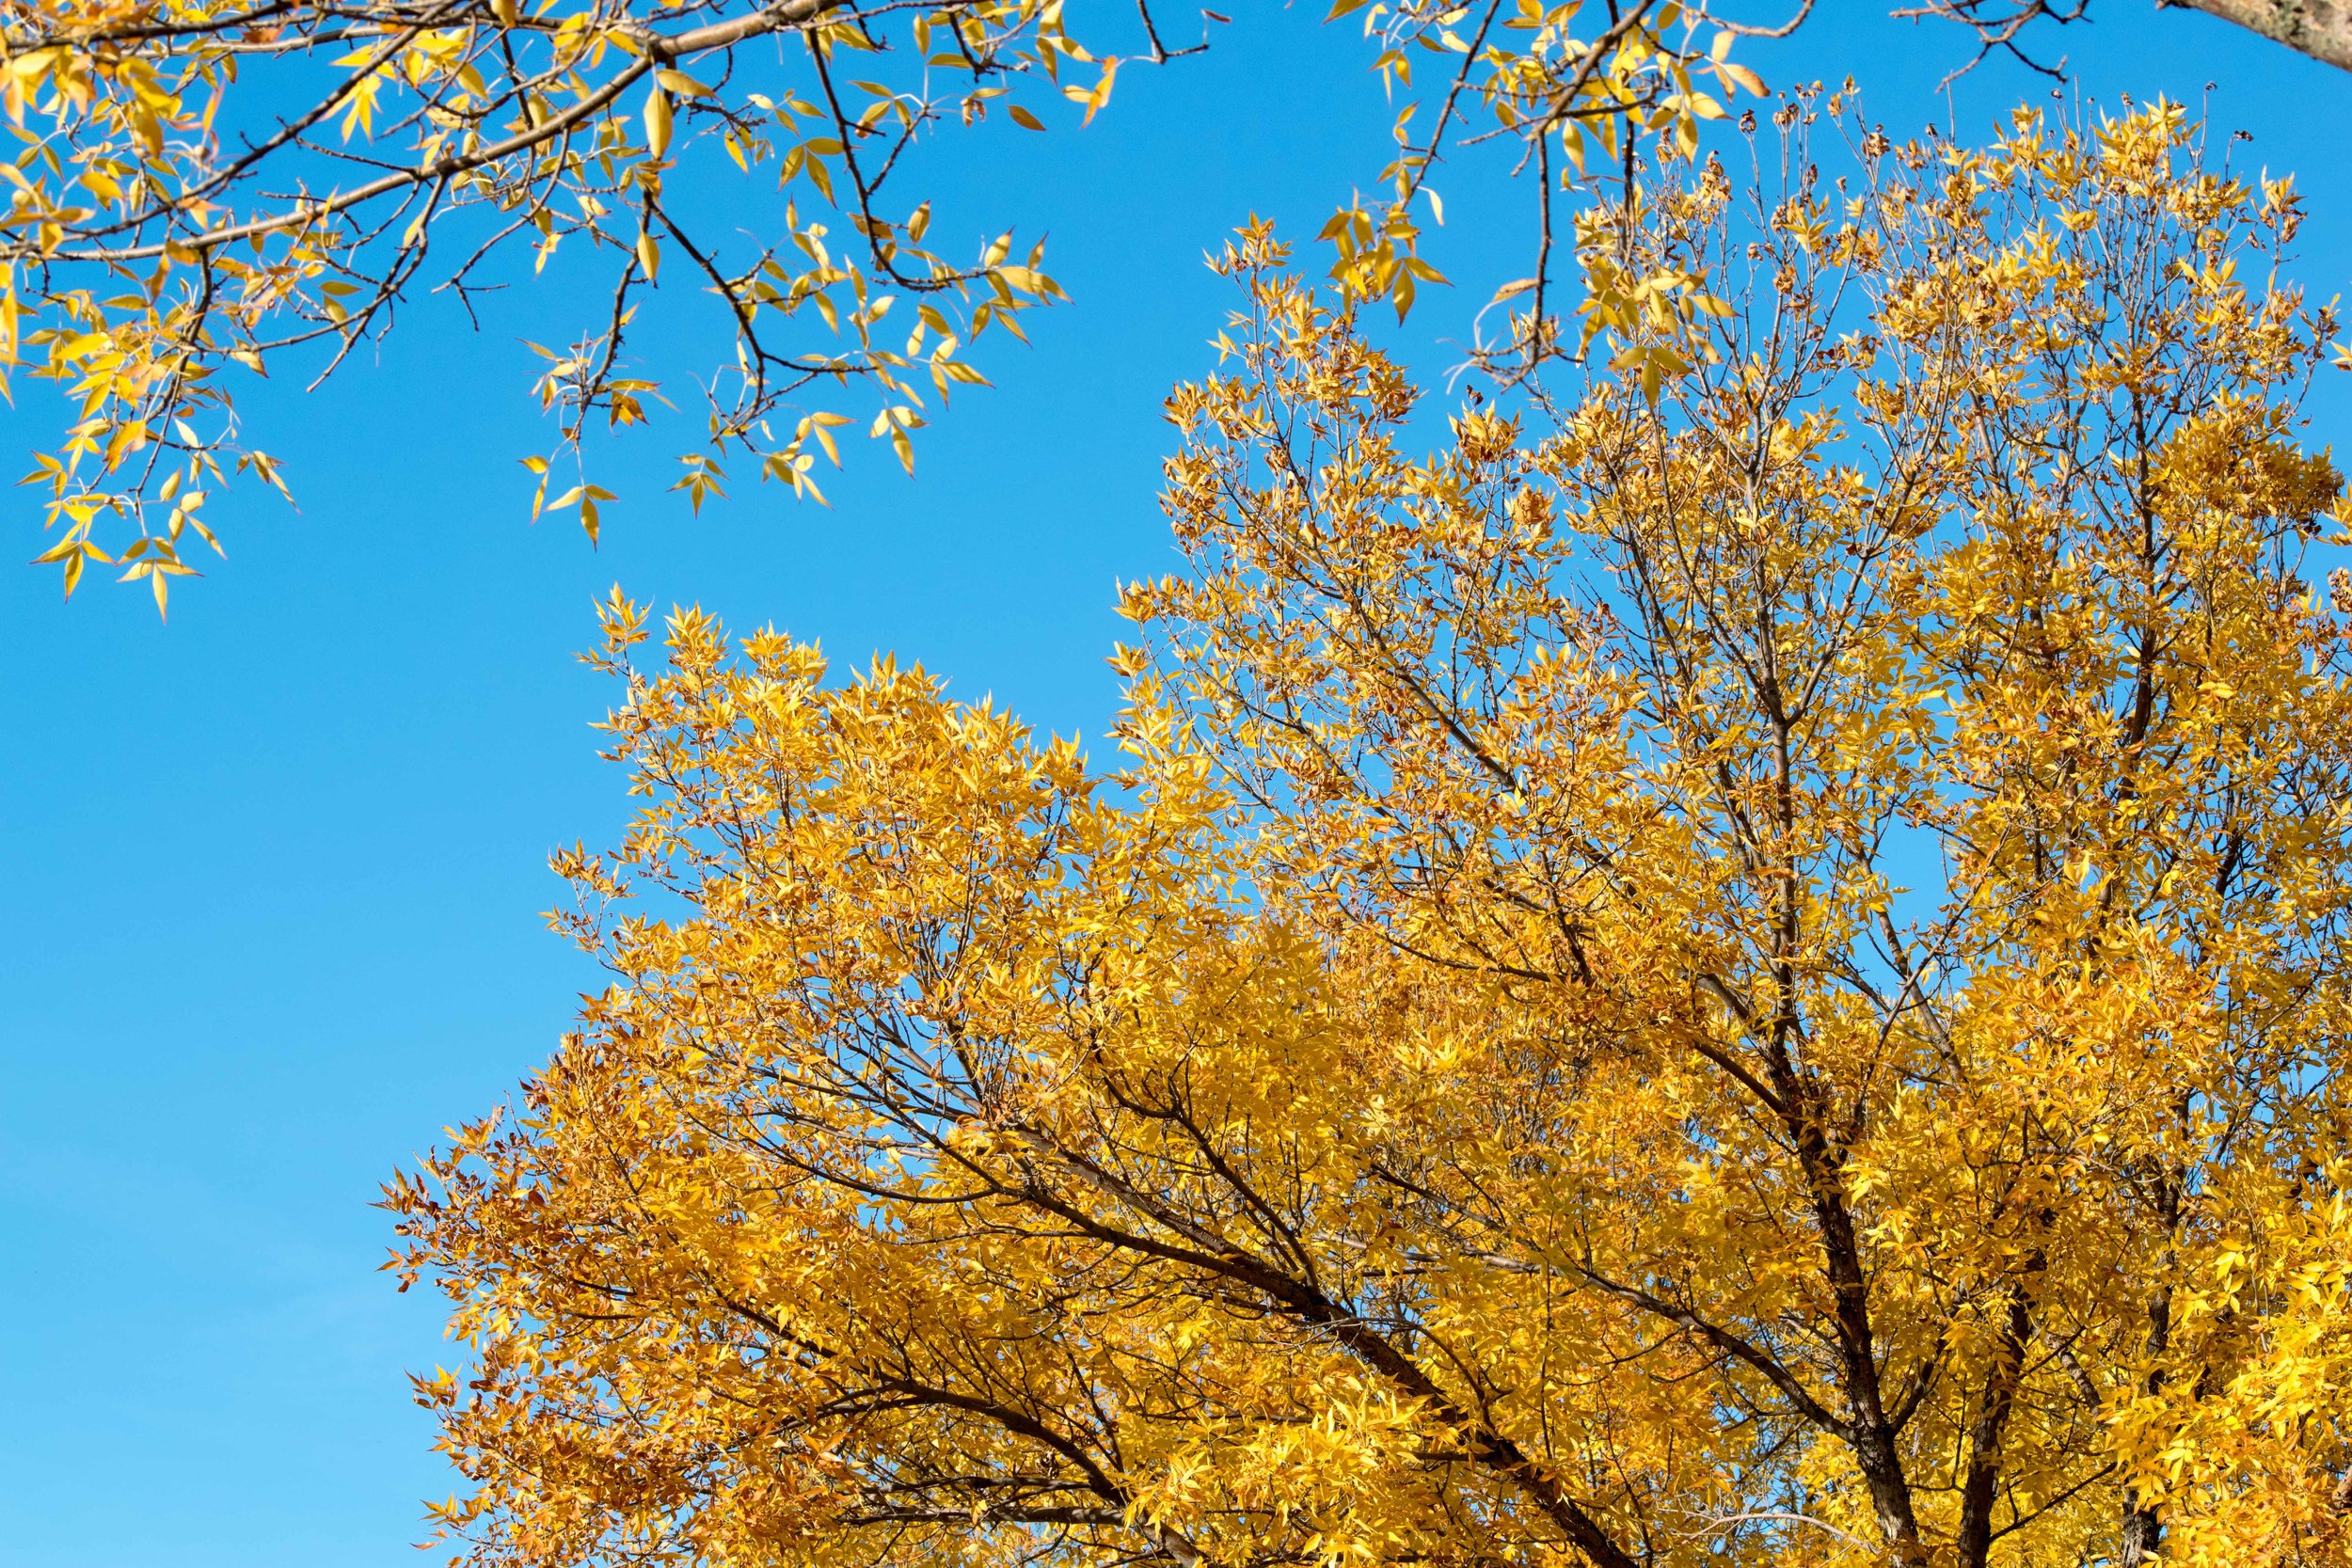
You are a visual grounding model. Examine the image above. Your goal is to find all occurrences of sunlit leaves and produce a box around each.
[0,0,1807,607]
[4,0,1200,598]
[1317,1,1771,335]
[393,103,2352,1568]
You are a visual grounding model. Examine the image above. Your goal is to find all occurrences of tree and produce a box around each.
[389,100,2352,1568]
[11,0,2344,611]
[0,0,1762,606]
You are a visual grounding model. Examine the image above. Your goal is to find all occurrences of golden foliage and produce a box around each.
[0,0,1770,603]
[6,0,1139,597]
[389,103,2352,1568]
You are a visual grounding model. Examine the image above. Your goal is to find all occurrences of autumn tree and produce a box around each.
[389,99,2352,1568]
[11,0,2346,610]
[2,0,1783,605]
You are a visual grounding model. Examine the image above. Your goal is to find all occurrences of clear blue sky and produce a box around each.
[3,5,2345,1561]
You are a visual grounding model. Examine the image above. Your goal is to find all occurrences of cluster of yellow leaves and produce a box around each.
[1318,0,1766,330]
[389,102,2352,1568]
[2,0,1155,601]
[0,0,1781,608]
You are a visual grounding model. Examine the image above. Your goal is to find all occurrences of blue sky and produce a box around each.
[3,5,2346,1562]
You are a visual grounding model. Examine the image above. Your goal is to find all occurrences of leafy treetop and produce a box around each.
[390,100,2352,1568]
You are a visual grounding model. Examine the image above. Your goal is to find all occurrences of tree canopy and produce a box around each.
[389,100,2352,1568]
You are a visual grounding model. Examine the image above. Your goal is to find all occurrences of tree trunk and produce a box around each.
[2166,0,2352,71]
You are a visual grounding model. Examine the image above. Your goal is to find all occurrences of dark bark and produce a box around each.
[1956,1274,2039,1568]
[1765,1060,1930,1566]
[2121,1486,2166,1568]
[2120,1189,2180,1568]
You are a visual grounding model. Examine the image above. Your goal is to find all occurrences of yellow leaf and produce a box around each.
[644,87,674,158]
